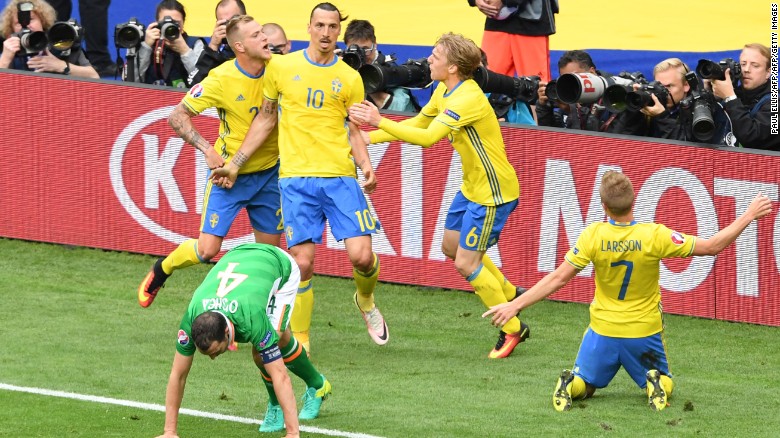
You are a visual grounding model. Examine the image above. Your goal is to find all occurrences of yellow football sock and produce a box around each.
[481,255,517,301]
[354,253,379,312]
[467,264,520,334]
[291,280,313,351]
[570,375,587,400]
[161,239,202,275]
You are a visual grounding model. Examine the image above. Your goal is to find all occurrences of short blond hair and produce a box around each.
[435,32,481,81]
[653,57,690,80]
[743,43,770,71]
[225,14,253,47]
[600,171,634,216]
[1,0,57,38]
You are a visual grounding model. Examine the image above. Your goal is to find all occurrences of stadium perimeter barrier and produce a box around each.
[2,70,779,327]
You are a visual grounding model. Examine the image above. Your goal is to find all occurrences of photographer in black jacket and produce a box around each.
[710,43,779,151]
[537,50,646,135]
[642,57,726,144]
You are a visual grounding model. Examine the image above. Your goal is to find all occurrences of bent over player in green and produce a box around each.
[155,244,331,438]
[350,33,527,358]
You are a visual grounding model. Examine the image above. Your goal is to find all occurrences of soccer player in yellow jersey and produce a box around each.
[138,15,282,309]
[211,3,388,351]
[349,32,529,359]
[484,171,772,411]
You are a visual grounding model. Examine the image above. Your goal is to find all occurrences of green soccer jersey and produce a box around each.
[175,243,293,356]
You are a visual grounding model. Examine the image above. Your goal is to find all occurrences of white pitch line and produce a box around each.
[0,382,385,438]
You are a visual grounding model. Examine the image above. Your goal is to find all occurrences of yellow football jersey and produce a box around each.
[182,59,279,174]
[420,80,519,206]
[565,220,696,338]
[263,50,364,178]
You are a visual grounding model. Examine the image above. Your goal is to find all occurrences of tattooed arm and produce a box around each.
[168,103,225,170]
[210,99,278,188]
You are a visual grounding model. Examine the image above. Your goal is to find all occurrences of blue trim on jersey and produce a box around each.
[443,81,464,97]
[466,263,483,282]
[303,49,338,67]
[464,126,503,205]
[298,281,313,293]
[608,219,637,226]
[234,59,265,79]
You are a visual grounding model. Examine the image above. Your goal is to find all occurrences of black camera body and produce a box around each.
[473,67,540,103]
[359,57,432,94]
[157,16,181,41]
[602,71,647,112]
[681,71,717,142]
[268,43,284,55]
[342,44,367,70]
[114,18,145,49]
[13,2,47,55]
[545,79,559,102]
[625,81,669,112]
[696,58,742,89]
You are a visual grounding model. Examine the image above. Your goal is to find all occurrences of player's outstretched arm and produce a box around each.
[348,120,377,194]
[349,100,437,145]
[265,354,300,437]
[350,100,449,148]
[211,99,279,188]
[693,193,772,256]
[168,103,225,171]
[483,261,579,326]
[156,351,194,438]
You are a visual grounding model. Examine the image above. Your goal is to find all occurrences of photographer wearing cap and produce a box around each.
[134,0,204,87]
[0,0,97,78]
[537,50,645,135]
[186,0,246,87]
[710,43,779,151]
[343,19,418,113]
[642,58,726,144]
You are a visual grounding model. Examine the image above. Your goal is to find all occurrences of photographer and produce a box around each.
[343,19,418,112]
[133,0,204,87]
[186,0,245,87]
[642,58,726,144]
[710,43,779,151]
[536,50,645,135]
[0,0,97,78]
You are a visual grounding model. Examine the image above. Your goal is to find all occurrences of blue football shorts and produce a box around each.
[200,162,282,237]
[279,176,380,247]
[444,190,517,252]
[572,327,672,389]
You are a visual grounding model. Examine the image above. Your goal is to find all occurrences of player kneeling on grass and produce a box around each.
[349,32,528,359]
[484,171,772,411]
[155,244,331,438]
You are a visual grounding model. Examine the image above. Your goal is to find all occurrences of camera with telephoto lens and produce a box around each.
[696,58,742,89]
[556,72,635,105]
[472,66,540,103]
[48,19,83,53]
[342,44,367,70]
[157,15,181,41]
[13,1,48,55]
[544,79,559,102]
[114,18,145,49]
[624,81,669,112]
[359,58,432,94]
[601,71,647,112]
[681,71,716,141]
